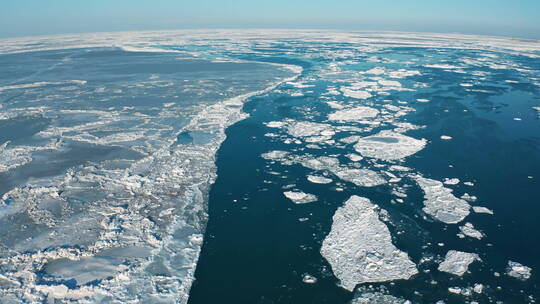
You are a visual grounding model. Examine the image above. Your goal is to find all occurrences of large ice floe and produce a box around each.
[353,130,427,161]
[438,250,480,276]
[321,196,418,291]
[413,176,471,224]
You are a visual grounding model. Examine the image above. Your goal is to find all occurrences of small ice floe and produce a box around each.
[438,250,480,276]
[461,193,477,202]
[333,168,387,187]
[346,153,363,162]
[416,98,430,103]
[448,287,462,294]
[463,181,475,186]
[506,261,532,280]
[341,87,373,99]
[307,175,332,184]
[286,120,335,143]
[321,196,418,291]
[414,176,471,224]
[440,135,453,140]
[302,274,318,284]
[472,206,494,215]
[265,121,287,128]
[351,291,410,304]
[473,283,484,294]
[283,191,317,204]
[328,106,379,122]
[353,130,427,161]
[261,150,289,161]
[443,178,460,185]
[459,223,484,239]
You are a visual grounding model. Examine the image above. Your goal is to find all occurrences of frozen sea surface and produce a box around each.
[1,30,540,304]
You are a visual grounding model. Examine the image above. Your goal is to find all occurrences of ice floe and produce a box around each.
[438,250,480,276]
[472,206,494,215]
[459,223,484,239]
[283,191,318,204]
[507,261,532,280]
[307,175,333,184]
[414,176,470,224]
[353,131,427,161]
[321,196,418,291]
[351,291,410,304]
[341,88,372,99]
[333,168,387,187]
[328,106,379,122]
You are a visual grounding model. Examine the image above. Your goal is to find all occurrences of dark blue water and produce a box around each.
[189,47,540,303]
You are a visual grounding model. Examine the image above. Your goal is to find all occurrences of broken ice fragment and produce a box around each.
[328,106,379,122]
[321,196,418,291]
[459,223,484,239]
[506,261,532,280]
[472,206,494,215]
[283,191,317,204]
[307,175,332,184]
[438,250,480,276]
[354,131,427,161]
[414,176,470,224]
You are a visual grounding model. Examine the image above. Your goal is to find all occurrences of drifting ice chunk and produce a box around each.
[321,196,418,291]
[472,206,494,215]
[261,150,289,161]
[333,168,386,187]
[440,135,453,140]
[351,292,410,304]
[354,130,427,161]
[414,176,470,224]
[459,223,484,239]
[438,250,480,276]
[302,274,318,284]
[328,106,379,122]
[283,191,317,204]
[307,175,333,184]
[286,121,335,142]
[443,178,460,185]
[506,261,532,280]
[341,88,373,99]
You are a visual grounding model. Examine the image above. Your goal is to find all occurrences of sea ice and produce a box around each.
[283,191,318,204]
[333,168,387,187]
[302,274,318,284]
[321,196,418,291]
[438,250,480,276]
[341,88,373,99]
[351,292,410,304]
[328,106,379,122]
[472,206,494,215]
[459,223,484,239]
[353,130,427,161]
[443,178,460,185]
[414,176,470,224]
[506,261,532,280]
[307,175,333,184]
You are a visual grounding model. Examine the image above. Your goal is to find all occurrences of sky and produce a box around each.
[1,0,539,39]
